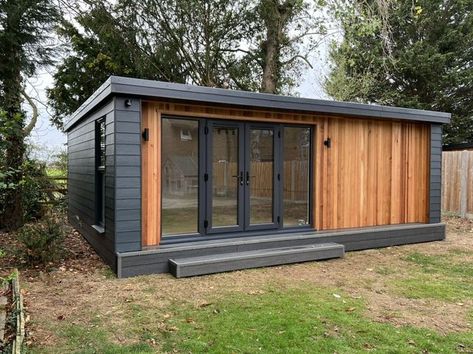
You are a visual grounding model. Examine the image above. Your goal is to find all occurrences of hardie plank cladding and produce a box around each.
[65,76,450,276]
[67,99,116,268]
[430,124,442,223]
[113,97,142,253]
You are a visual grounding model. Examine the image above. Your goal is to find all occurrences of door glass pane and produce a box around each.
[212,126,239,227]
[162,118,199,235]
[249,128,274,224]
[283,127,310,227]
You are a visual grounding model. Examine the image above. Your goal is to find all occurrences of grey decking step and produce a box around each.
[168,243,344,278]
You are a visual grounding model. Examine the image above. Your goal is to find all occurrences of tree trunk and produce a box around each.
[261,25,280,93]
[259,0,294,94]
[0,52,25,231]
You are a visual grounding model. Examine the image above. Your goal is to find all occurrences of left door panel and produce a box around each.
[206,121,245,234]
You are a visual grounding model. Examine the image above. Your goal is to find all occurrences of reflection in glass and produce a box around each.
[161,118,199,235]
[212,127,239,227]
[283,127,310,227]
[249,128,274,224]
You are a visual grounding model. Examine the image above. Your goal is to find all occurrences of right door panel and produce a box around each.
[245,124,280,231]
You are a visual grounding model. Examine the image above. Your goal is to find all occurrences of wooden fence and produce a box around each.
[39,176,67,205]
[442,151,473,218]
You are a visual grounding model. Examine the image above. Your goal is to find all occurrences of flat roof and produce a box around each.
[64,76,451,131]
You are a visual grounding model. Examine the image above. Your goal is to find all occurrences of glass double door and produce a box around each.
[206,121,280,234]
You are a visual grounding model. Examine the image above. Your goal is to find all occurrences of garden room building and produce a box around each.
[65,76,449,278]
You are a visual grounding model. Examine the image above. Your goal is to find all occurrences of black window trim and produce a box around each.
[94,117,106,233]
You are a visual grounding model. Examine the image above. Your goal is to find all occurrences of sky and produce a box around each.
[26,26,337,162]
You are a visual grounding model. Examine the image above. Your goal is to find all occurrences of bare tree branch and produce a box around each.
[22,89,39,136]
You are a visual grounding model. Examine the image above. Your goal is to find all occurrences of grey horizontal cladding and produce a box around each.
[116,209,140,221]
[430,189,441,197]
[431,154,441,162]
[69,134,95,146]
[115,133,141,145]
[116,155,140,166]
[116,188,140,199]
[69,214,116,270]
[114,97,142,253]
[69,149,95,159]
[117,223,445,278]
[115,166,140,177]
[115,144,140,155]
[116,177,140,188]
[115,109,141,121]
[116,122,140,133]
[430,124,443,223]
[67,97,117,270]
[115,199,140,210]
[65,76,451,132]
[169,243,345,278]
[116,241,142,252]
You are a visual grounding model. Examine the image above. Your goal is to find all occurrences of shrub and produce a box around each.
[17,213,66,265]
[21,158,55,222]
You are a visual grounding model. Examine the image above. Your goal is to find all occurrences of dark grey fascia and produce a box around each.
[64,76,451,131]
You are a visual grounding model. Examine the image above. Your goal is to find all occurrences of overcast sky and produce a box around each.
[27,30,336,162]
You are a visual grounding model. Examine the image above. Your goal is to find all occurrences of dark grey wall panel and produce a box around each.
[430,124,442,223]
[67,99,116,268]
[117,223,445,277]
[113,97,142,253]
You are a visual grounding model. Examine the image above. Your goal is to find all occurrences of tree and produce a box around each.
[257,0,325,93]
[48,0,188,129]
[326,0,473,144]
[49,0,326,127]
[0,0,58,230]
[48,0,254,128]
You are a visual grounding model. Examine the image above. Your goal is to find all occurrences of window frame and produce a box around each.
[94,117,106,230]
[159,116,314,243]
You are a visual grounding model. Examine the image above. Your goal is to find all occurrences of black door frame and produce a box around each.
[160,115,314,242]
[205,120,245,234]
[243,122,281,231]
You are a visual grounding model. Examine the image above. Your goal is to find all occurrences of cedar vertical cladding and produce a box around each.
[141,101,430,246]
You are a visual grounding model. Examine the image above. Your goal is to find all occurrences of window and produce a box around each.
[95,118,106,229]
[283,127,311,227]
[162,118,199,235]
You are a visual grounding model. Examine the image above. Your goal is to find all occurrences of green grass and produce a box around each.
[156,286,472,354]
[45,168,66,178]
[28,324,153,354]
[30,284,473,354]
[392,252,473,301]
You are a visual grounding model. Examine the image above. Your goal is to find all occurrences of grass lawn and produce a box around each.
[22,216,473,353]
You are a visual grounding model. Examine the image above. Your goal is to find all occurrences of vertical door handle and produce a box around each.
[246,171,250,185]
[232,172,244,185]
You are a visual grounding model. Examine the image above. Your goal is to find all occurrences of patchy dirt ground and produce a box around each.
[2,217,472,351]
[0,228,105,280]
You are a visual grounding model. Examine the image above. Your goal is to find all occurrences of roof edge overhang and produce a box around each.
[64,76,451,131]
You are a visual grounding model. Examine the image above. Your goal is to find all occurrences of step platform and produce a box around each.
[168,243,344,278]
